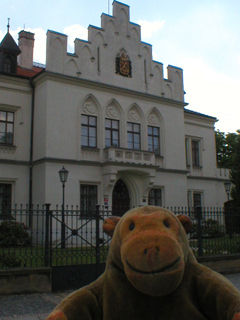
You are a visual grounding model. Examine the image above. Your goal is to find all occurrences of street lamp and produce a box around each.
[224,181,231,202]
[58,166,69,249]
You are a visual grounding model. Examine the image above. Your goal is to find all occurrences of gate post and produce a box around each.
[195,206,203,256]
[44,203,51,267]
[95,205,100,278]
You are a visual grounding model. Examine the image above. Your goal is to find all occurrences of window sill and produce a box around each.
[192,165,202,168]
[81,146,100,151]
[0,145,16,154]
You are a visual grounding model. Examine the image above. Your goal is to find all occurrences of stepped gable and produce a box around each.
[46,1,184,102]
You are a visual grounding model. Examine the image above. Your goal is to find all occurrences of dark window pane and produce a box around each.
[80,185,97,217]
[81,136,88,146]
[112,131,118,140]
[112,120,119,129]
[134,134,140,143]
[153,127,159,136]
[127,133,133,143]
[6,132,13,144]
[0,133,5,143]
[81,126,88,136]
[81,115,88,125]
[105,139,111,147]
[0,112,6,121]
[148,188,162,206]
[105,119,111,128]
[128,141,133,149]
[0,123,6,134]
[0,184,11,216]
[134,124,140,132]
[89,116,96,126]
[105,130,111,139]
[127,123,132,131]
[89,127,96,137]
[89,137,96,147]
[153,137,159,147]
[112,139,119,147]
[148,126,152,135]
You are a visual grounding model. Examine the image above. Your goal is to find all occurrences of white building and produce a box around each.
[0,1,229,216]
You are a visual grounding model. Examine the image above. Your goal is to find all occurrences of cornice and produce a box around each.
[0,159,29,166]
[187,175,229,182]
[0,74,32,94]
[157,168,189,174]
[33,71,188,109]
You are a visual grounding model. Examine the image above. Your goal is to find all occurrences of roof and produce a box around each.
[17,65,44,77]
[184,108,217,121]
[0,32,21,54]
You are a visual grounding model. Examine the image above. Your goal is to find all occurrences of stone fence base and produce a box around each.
[198,254,240,274]
[0,255,239,295]
[0,267,51,295]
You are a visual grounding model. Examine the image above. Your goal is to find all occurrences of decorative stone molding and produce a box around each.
[81,147,100,161]
[125,152,132,159]
[143,153,150,161]
[128,107,140,122]
[115,150,123,158]
[83,100,96,115]
[106,104,119,119]
[0,145,16,154]
[148,112,160,126]
[134,153,141,160]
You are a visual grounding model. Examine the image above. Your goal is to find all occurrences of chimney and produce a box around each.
[18,30,34,69]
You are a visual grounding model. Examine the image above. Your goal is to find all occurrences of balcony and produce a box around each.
[103,147,163,167]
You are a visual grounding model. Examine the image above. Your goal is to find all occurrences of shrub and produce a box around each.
[0,220,31,247]
[0,254,21,268]
[191,219,225,239]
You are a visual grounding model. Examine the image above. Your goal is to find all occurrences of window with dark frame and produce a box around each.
[148,188,162,207]
[127,122,140,150]
[0,184,11,216]
[193,193,202,208]
[192,140,200,166]
[81,115,97,148]
[105,119,119,147]
[3,56,13,73]
[0,111,14,145]
[148,126,160,154]
[80,185,97,217]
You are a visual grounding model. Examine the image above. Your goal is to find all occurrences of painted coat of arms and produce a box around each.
[116,48,132,77]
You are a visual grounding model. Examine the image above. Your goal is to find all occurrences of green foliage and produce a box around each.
[230,132,240,206]
[0,220,31,247]
[0,254,21,268]
[191,219,225,239]
[215,130,240,168]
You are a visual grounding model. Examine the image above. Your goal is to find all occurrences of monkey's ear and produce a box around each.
[103,216,121,237]
[177,214,193,234]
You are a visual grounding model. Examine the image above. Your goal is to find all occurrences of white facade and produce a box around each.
[0,1,229,214]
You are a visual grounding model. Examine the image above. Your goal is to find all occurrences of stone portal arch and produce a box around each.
[112,179,130,216]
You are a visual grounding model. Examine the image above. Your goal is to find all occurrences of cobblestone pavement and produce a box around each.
[0,274,239,320]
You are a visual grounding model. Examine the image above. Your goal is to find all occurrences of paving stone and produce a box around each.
[0,275,239,320]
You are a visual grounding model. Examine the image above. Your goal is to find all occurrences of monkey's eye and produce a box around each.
[129,222,135,231]
[163,220,170,228]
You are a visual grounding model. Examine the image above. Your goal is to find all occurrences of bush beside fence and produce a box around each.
[0,205,240,269]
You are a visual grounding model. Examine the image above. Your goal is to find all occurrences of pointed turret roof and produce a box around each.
[0,32,21,55]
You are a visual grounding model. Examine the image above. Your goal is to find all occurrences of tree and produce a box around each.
[230,131,240,206]
[215,130,239,168]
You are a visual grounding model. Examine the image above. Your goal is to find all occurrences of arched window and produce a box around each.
[3,56,13,73]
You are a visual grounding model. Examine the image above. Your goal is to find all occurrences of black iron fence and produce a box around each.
[0,205,240,269]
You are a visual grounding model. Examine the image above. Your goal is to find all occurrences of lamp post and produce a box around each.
[58,166,69,249]
[224,181,231,202]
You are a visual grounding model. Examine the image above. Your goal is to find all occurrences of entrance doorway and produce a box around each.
[112,179,130,216]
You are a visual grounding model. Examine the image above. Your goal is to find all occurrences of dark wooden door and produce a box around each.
[112,179,130,216]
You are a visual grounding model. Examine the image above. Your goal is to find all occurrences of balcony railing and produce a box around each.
[103,147,163,166]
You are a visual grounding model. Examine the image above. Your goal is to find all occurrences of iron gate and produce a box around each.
[44,204,111,291]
